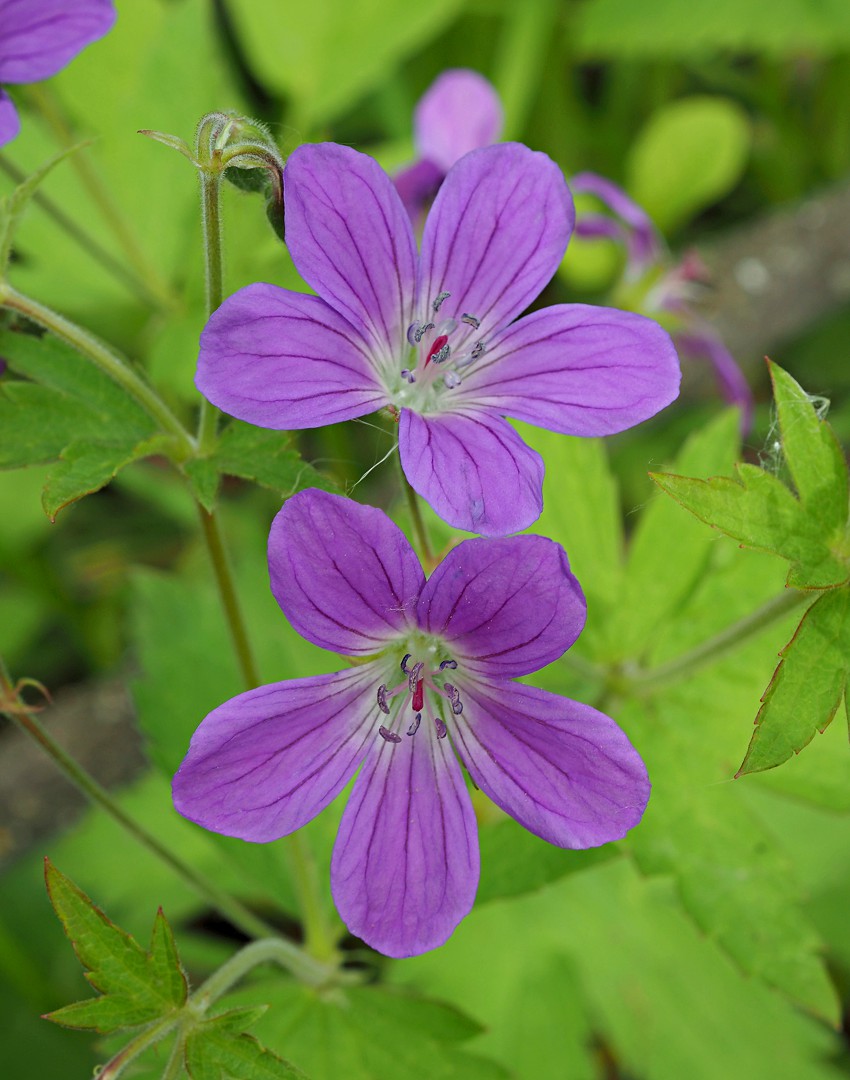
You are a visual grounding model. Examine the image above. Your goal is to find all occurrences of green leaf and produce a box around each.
[653,464,850,589]
[184,1014,304,1080]
[626,96,751,232]
[43,861,187,1033]
[739,586,850,775]
[227,0,463,126]
[607,408,741,660]
[769,361,849,537]
[0,144,88,274]
[223,983,509,1080]
[42,434,173,520]
[184,422,337,512]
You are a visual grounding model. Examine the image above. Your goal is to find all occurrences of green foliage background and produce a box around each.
[3,0,850,1077]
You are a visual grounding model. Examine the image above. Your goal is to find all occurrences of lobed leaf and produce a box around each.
[738,586,850,775]
[184,1014,304,1080]
[43,861,187,1034]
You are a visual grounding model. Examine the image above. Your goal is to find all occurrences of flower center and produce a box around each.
[375,649,462,744]
[393,290,487,411]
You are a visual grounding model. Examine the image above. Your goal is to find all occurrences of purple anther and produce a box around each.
[471,341,486,359]
[400,368,416,384]
[451,698,463,716]
[407,662,424,693]
[400,653,412,674]
[443,371,461,389]
[432,291,451,313]
[379,725,402,744]
[439,659,457,670]
[435,716,448,740]
[414,321,435,343]
[431,344,451,365]
[443,682,455,696]
[407,322,422,346]
[377,684,390,714]
[407,713,421,736]
[461,313,480,329]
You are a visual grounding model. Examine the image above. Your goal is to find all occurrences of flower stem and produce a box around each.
[399,462,434,566]
[0,154,164,308]
[625,587,812,693]
[27,83,175,310]
[99,1015,181,1080]
[196,169,223,451]
[196,506,339,962]
[0,283,194,457]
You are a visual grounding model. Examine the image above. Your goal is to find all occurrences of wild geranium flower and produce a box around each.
[394,68,503,223]
[173,489,650,958]
[197,141,680,536]
[0,0,115,147]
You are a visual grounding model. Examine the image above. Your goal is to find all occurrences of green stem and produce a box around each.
[99,1014,181,1080]
[28,84,175,310]
[196,169,224,451]
[160,1030,187,1080]
[399,462,434,565]
[626,588,811,693]
[0,283,194,457]
[0,155,164,308]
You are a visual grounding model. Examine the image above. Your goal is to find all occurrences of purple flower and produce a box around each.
[173,489,650,958]
[570,172,753,430]
[197,141,681,536]
[394,69,503,223]
[0,0,115,148]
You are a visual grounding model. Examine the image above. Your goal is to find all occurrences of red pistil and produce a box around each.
[412,677,424,712]
[425,334,449,366]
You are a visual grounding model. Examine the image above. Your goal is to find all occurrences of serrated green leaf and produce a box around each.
[43,861,187,1033]
[0,144,88,274]
[626,96,751,232]
[43,434,174,520]
[184,1015,304,1080]
[769,361,849,537]
[183,457,221,513]
[214,421,337,496]
[739,586,850,775]
[653,463,850,589]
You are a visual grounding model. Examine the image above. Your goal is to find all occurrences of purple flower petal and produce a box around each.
[172,666,381,843]
[399,408,544,536]
[196,283,386,429]
[417,143,574,340]
[414,69,504,173]
[284,143,416,370]
[417,536,586,677]
[676,330,754,433]
[0,0,115,83]
[331,718,479,958]
[571,171,660,272]
[457,304,681,436]
[269,489,425,656]
[0,88,19,148]
[453,680,650,848]
[393,158,444,223]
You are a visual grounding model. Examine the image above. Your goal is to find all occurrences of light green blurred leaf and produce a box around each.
[739,586,850,775]
[626,96,751,232]
[44,861,187,1033]
[576,0,850,56]
[228,0,463,127]
[607,408,740,661]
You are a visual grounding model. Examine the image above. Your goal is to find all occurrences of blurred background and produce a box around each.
[3,1,850,1077]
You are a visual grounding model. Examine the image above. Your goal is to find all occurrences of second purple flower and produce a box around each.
[197,141,681,535]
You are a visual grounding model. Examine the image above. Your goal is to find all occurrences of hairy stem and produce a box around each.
[196,169,223,451]
[0,283,194,456]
